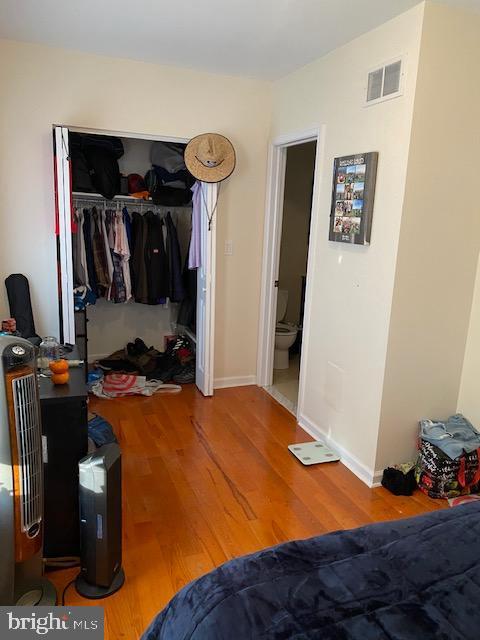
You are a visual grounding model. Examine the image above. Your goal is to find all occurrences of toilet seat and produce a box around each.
[275,322,297,337]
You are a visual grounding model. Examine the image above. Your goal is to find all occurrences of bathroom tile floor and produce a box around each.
[266,354,300,415]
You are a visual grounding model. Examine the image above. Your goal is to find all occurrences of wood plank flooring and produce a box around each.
[47,384,444,639]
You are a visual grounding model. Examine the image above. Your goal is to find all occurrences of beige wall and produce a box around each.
[0,39,271,381]
[458,253,480,426]
[278,142,316,324]
[271,4,424,478]
[376,2,480,474]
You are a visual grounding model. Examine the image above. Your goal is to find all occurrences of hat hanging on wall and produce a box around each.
[184,133,236,183]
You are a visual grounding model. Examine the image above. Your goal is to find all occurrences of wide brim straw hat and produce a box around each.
[184,133,236,183]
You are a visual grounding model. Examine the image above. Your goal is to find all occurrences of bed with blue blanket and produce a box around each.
[142,502,480,639]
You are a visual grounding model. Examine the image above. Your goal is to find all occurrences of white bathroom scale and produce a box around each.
[288,441,340,466]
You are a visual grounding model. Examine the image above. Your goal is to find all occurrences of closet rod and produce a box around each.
[72,199,191,209]
[72,191,191,207]
[72,196,192,209]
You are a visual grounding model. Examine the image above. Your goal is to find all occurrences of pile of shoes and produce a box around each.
[98,336,195,385]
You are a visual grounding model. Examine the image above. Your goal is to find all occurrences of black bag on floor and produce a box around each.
[5,274,41,346]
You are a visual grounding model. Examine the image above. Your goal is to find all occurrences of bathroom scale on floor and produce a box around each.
[288,441,340,465]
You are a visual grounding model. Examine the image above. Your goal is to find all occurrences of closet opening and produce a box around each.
[54,126,217,397]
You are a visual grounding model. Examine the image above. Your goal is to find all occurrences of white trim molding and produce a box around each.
[297,412,378,488]
[214,375,257,389]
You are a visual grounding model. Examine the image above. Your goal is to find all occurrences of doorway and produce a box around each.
[53,125,217,396]
[257,128,321,416]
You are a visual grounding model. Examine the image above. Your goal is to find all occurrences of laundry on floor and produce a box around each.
[93,335,195,386]
[91,374,181,399]
[415,414,480,499]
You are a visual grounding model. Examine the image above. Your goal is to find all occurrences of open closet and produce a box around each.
[53,126,217,396]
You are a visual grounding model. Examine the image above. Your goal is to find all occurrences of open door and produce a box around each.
[195,182,218,396]
[53,126,75,345]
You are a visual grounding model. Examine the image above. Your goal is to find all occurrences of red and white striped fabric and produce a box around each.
[92,374,180,398]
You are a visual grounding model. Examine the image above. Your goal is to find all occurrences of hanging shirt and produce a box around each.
[100,209,114,299]
[106,209,126,304]
[82,209,97,300]
[165,212,185,303]
[131,212,149,303]
[73,208,89,288]
[145,211,169,304]
[91,207,110,296]
[114,210,132,302]
[189,181,202,269]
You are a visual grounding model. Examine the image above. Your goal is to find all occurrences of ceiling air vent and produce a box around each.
[365,57,404,106]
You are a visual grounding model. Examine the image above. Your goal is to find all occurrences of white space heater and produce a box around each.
[0,335,55,605]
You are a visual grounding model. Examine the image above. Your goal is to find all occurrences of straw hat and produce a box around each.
[184,133,236,183]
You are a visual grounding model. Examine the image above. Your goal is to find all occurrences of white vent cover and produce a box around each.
[366,58,403,106]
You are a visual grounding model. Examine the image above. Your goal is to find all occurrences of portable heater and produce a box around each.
[0,335,56,605]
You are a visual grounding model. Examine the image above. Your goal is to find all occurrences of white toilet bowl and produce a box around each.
[274,323,298,369]
[274,290,298,370]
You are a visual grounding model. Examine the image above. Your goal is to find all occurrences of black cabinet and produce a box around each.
[39,361,88,558]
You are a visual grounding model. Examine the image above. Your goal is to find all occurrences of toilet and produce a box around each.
[274,289,298,369]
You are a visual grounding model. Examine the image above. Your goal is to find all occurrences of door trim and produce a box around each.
[256,126,324,420]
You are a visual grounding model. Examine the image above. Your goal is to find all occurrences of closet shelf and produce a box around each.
[73,191,153,203]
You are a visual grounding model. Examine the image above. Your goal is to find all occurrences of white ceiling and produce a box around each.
[0,0,477,79]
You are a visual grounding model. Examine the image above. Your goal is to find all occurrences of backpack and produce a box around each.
[72,134,124,200]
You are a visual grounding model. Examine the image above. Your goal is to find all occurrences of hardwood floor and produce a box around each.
[47,384,444,639]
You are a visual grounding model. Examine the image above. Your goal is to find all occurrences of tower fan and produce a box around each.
[0,336,56,605]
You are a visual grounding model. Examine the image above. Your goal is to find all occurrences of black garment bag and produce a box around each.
[4,274,41,345]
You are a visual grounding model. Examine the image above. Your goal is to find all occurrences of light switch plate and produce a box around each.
[224,241,233,255]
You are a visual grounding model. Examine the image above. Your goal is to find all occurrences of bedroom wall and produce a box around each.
[376,2,480,476]
[0,39,271,383]
[270,3,425,481]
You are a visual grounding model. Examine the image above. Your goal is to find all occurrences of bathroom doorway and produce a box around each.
[261,139,317,414]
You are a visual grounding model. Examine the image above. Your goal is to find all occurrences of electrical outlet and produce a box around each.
[224,241,233,256]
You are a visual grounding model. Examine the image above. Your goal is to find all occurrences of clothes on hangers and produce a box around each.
[72,201,191,307]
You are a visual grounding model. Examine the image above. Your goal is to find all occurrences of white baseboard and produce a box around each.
[214,375,257,389]
[371,470,384,487]
[297,412,377,488]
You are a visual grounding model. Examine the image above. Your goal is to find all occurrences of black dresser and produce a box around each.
[39,356,88,558]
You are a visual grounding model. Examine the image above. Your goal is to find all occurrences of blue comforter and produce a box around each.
[142,502,480,639]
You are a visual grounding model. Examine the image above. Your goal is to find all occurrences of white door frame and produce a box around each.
[257,126,324,418]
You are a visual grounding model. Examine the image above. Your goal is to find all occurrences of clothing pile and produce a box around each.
[91,374,181,399]
[97,336,196,385]
[144,142,195,206]
[416,414,480,499]
[73,206,186,308]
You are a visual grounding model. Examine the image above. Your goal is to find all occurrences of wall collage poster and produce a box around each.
[329,152,378,245]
